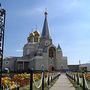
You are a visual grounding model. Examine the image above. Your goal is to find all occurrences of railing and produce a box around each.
[1,70,60,90]
[30,70,60,90]
[66,72,89,90]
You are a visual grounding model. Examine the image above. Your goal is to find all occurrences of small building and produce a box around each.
[79,63,90,72]
[68,65,79,72]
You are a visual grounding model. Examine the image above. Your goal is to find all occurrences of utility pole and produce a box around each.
[0,3,6,89]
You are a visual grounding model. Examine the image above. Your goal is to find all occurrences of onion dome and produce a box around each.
[33,31,40,37]
[29,32,34,37]
[27,32,34,42]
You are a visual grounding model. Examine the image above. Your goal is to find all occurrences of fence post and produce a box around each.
[82,74,85,90]
[1,86,3,90]
[74,74,76,82]
[48,75,50,86]
[17,86,19,90]
[30,69,33,90]
[51,76,52,82]
[77,73,79,85]
[42,71,44,90]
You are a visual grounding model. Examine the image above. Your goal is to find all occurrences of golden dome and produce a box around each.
[33,31,40,36]
[29,32,34,37]
[27,31,40,43]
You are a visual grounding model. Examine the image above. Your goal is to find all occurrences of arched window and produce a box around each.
[49,47,56,59]
[34,37,38,42]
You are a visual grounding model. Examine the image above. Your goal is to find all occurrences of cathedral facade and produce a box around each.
[3,11,68,71]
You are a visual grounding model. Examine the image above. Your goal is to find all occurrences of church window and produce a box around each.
[43,48,47,52]
[5,61,9,65]
[49,47,56,59]
[61,66,63,69]
[39,53,42,56]
[34,37,38,42]
[49,50,53,57]
[34,53,37,56]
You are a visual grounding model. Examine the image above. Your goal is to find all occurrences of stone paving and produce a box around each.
[50,73,75,90]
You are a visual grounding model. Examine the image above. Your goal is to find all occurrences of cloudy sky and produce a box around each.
[1,0,90,64]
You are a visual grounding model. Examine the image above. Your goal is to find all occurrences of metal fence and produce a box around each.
[66,72,89,90]
[1,70,60,90]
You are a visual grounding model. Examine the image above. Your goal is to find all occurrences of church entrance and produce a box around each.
[51,66,55,71]
[48,65,55,71]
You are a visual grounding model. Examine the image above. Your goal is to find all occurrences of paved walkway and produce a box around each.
[50,73,75,90]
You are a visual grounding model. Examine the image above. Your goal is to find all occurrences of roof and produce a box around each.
[41,11,51,39]
[57,44,62,51]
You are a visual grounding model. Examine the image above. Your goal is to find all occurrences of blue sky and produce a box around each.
[1,0,90,64]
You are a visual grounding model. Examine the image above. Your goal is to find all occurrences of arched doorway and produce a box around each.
[48,65,55,71]
[51,66,55,71]
[49,47,56,59]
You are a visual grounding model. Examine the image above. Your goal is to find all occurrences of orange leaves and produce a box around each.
[12,73,30,87]
[1,73,30,89]
[84,74,90,80]
[33,73,42,81]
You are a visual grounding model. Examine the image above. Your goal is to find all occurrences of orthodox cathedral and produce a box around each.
[3,11,68,71]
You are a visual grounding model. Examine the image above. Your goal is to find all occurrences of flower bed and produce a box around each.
[2,73,30,89]
[85,74,90,81]
[1,72,46,89]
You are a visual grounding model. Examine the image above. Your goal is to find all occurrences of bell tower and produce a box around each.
[40,10,52,47]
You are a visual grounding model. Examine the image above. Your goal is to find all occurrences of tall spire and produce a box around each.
[41,10,51,39]
[0,3,1,9]
[0,3,1,7]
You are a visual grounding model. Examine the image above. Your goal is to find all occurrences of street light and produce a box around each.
[0,3,6,89]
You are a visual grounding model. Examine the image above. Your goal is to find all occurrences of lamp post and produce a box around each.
[30,68,33,90]
[0,4,6,89]
[41,65,44,90]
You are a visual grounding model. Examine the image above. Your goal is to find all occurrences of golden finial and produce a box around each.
[35,25,37,30]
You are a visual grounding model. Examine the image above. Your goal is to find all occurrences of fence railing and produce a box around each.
[66,72,89,90]
[1,70,60,90]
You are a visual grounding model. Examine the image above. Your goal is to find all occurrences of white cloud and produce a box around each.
[70,0,79,7]
[16,7,44,17]
[16,49,23,52]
